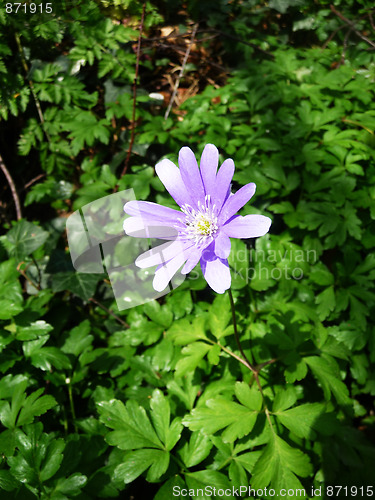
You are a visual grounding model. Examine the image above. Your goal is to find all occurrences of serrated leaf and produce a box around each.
[284,353,308,384]
[305,355,351,406]
[61,319,94,357]
[15,320,53,341]
[208,294,232,339]
[166,317,208,345]
[8,423,64,486]
[175,342,212,376]
[182,386,261,442]
[272,386,298,412]
[274,403,326,439]
[23,344,72,371]
[144,300,173,328]
[251,434,312,489]
[97,398,163,450]
[234,382,263,410]
[310,264,334,285]
[2,220,49,260]
[150,389,183,451]
[0,382,56,429]
[114,448,169,483]
[179,432,213,468]
[17,390,57,427]
[315,286,335,320]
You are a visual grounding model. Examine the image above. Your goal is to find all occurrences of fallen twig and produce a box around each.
[89,297,129,328]
[0,154,22,220]
[119,3,146,180]
[23,173,46,190]
[330,5,375,49]
[164,23,199,120]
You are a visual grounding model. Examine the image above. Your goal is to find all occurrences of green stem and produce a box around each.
[207,338,253,371]
[67,379,78,433]
[227,288,273,427]
[170,453,187,472]
[15,32,51,144]
[228,289,255,372]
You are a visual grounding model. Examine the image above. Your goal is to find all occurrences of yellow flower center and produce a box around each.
[179,196,218,245]
[196,216,212,235]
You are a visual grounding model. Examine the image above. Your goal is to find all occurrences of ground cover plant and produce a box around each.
[0,0,375,498]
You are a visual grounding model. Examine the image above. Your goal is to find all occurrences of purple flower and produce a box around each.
[123,144,271,294]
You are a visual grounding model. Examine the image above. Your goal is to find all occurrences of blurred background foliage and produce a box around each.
[0,0,375,498]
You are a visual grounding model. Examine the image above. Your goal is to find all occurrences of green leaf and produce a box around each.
[185,470,233,500]
[166,290,193,319]
[310,263,334,286]
[179,432,213,468]
[315,285,335,320]
[274,403,326,439]
[154,475,187,500]
[52,271,103,300]
[0,469,19,492]
[150,389,183,451]
[272,386,298,412]
[166,317,208,345]
[0,300,23,320]
[208,294,232,339]
[61,319,94,357]
[144,300,173,328]
[1,220,49,260]
[0,382,56,429]
[54,473,88,496]
[251,434,312,489]
[8,423,64,486]
[65,111,110,154]
[39,438,65,482]
[234,382,263,409]
[182,385,261,442]
[305,355,352,406]
[14,320,53,341]
[0,429,17,456]
[97,398,163,450]
[0,375,28,399]
[175,342,212,376]
[284,354,308,384]
[114,449,169,483]
[23,341,72,371]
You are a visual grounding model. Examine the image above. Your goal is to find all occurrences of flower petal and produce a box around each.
[214,158,235,213]
[180,237,214,274]
[218,183,256,223]
[135,239,193,268]
[200,144,219,197]
[214,232,231,259]
[153,251,187,292]
[124,200,182,224]
[178,147,205,208]
[123,217,178,239]
[181,248,202,274]
[200,247,231,294]
[155,158,192,208]
[222,214,272,238]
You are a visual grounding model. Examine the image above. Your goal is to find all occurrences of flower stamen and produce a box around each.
[180,195,218,245]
